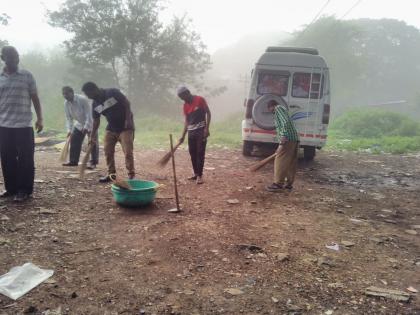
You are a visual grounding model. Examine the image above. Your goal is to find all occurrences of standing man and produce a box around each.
[0,46,43,202]
[177,86,211,185]
[266,99,299,192]
[82,82,135,183]
[62,86,99,169]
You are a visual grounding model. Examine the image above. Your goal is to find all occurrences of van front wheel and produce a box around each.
[242,141,254,156]
[303,146,316,161]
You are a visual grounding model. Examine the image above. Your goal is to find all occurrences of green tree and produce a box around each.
[287,17,420,115]
[48,0,210,112]
[0,13,10,47]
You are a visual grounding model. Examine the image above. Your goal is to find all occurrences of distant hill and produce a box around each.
[206,31,290,120]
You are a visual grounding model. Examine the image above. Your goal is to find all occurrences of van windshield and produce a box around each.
[257,73,289,96]
[292,72,324,99]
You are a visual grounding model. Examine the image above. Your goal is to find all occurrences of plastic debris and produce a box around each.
[0,263,54,300]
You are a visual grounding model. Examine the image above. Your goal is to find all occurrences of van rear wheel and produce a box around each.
[303,147,316,161]
[242,141,254,156]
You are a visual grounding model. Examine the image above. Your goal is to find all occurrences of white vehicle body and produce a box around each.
[241,47,331,159]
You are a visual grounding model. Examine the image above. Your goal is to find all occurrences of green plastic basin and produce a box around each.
[111,179,159,207]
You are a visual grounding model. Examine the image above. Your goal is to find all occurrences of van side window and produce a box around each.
[292,73,324,99]
[257,73,289,96]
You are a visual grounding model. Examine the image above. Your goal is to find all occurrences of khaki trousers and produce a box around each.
[104,130,135,177]
[274,141,298,186]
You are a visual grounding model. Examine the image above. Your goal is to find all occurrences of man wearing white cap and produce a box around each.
[177,86,211,184]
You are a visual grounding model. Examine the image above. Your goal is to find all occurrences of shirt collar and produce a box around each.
[1,67,22,76]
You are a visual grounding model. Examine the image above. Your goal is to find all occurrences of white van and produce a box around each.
[241,47,330,160]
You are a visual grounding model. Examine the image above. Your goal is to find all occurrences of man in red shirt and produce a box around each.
[177,86,211,184]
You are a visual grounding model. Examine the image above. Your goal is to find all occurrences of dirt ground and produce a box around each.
[0,144,419,315]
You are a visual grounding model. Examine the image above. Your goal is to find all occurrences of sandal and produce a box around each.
[188,175,198,180]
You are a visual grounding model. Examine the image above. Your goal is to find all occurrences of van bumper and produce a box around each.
[242,119,328,147]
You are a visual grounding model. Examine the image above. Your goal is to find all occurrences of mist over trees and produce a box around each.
[48,0,210,112]
[287,16,420,116]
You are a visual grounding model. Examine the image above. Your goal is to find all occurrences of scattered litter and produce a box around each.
[365,286,411,302]
[1,215,10,221]
[245,186,253,190]
[405,230,418,235]
[407,286,418,294]
[224,288,244,296]
[227,199,240,205]
[204,167,215,171]
[412,225,420,229]
[349,218,364,224]
[325,310,333,315]
[326,243,340,251]
[0,263,54,300]
[0,237,9,245]
[34,179,45,183]
[271,297,279,303]
[183,289,195,295]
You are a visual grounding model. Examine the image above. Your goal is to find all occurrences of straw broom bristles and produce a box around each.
[109,174,132,190]
[59,136,71,162]
[79,144,93,179]
[248,153,277,172]
[157,142,181,168]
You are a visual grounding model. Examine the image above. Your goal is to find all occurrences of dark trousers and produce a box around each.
[0,127,35,194]
[188,128,207,177]
[69,128,99,164]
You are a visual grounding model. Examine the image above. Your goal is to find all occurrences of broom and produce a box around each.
[59,136,71,163]
[157,142,182,168]
[79,143,93,179]
[110,174,131,190]
[249,153,277,172]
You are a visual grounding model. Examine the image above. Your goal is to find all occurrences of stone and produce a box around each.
[341,241,355,247]
[224,288,244,296]
[274,253,290,262]
[227,199,240,205]
[0,215,10,221]
[405,230,418,235]
[365,286,411,302]
[271,297,279,303]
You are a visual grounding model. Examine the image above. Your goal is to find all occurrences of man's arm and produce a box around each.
[179,118,188,144]
[82,98,92,133]
[64,102,73,137]
[204,105,211,138]
[122,98,134,130]
[31,93,43,133]
[90,117,100,144]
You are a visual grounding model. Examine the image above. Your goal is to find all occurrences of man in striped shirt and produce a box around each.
[177,86,211,185]
[0,46,43,202]
[266,99,299,192]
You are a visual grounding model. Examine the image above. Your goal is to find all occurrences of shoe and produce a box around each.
[266,183,283,192]
[62,162,78,167]
[188,175,197,181]
[128,174,135,180]
[0,191,15,198]
[285,184,293,191]
[86,163,96,170]
[196,176,204,185]
[99,175,112,183]
[13,192,31,202]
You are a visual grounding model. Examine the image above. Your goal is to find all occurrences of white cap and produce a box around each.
[177,86,189,95]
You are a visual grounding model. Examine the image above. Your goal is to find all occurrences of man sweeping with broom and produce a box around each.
[266,99,299,192]
[177,86,211,185]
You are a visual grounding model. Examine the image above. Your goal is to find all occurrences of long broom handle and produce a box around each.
[249,152,277,172]
[170,134,180,211]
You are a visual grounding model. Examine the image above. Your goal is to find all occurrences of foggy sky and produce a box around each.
[2,0,420,53]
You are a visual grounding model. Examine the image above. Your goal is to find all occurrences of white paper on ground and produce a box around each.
[0,263,54,300]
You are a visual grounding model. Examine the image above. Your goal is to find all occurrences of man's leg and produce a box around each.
[16,127,35,196]
[104,130,119,175]
[69,128,84,164]
[274,142,294,185]
[0,127,18,195]
[188,132,199,177]
[285,142,299,188]
[119,130,135,178]
[90,129,99,165]
[196,129,207,177]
